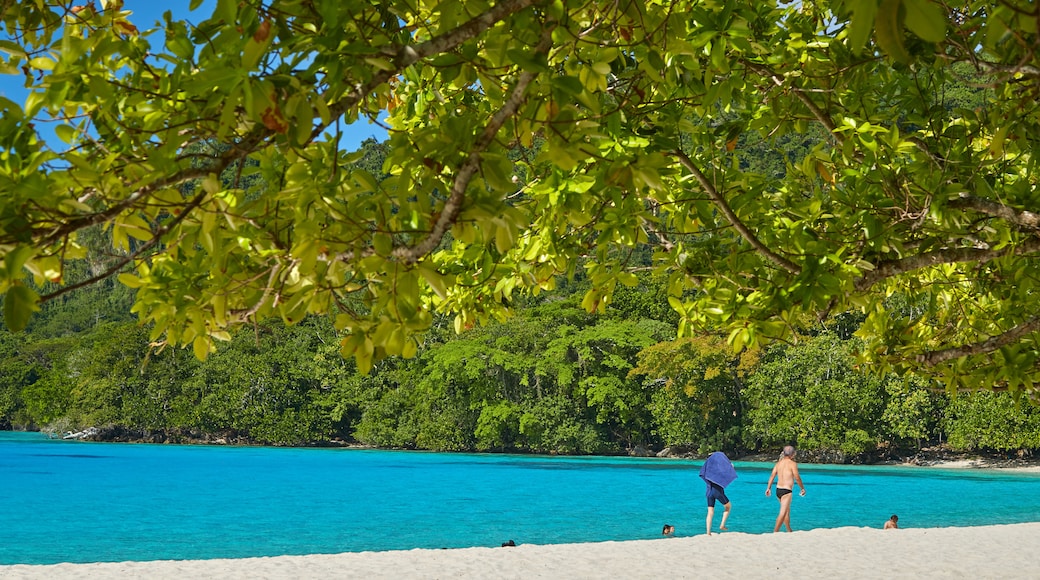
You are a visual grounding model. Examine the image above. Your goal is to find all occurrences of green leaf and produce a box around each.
[279,292,310,325]
[4,284,40,332]
[28,56,53,70]
[903,0,946,43]
[54,124,77,144]
[3,246,34,276]
[848,0,879,54]
[875,0,909,63]
[505,48,548,73]
[494,224,515,254]
[192,335,211,361]
[0,40,26,58]
[481,153,516,192]
[166,31,195,61]
[117,273,142,288]
[551,75,584,96]
[710,40,729,74]
[373,233,392,255]
[243,35,270,70]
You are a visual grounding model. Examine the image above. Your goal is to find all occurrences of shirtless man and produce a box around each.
[764,445,806,532]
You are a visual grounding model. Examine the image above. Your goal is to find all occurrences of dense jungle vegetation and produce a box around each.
[4,266,1040,459]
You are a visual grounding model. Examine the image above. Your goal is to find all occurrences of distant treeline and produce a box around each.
[3,267,1039,460]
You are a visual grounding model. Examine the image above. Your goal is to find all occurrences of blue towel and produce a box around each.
[699,451,737,489]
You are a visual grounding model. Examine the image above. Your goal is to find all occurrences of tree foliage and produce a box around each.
[629,335,757,452]
[944,391,1040,452]
[4,0,1040,394]
[744,333,888,458]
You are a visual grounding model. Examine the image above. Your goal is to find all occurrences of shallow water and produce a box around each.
[2,431,1039,564]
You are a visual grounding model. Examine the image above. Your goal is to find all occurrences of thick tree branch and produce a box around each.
[329,24,552,266]
[392,95,525,260]
[675,150,802,275]
[855,237,1040,292]
[392,29,551,264]
[917,316,1040,366]
[948,193,1040,230]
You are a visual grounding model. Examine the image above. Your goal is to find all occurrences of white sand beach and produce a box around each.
[3,522,1039,579]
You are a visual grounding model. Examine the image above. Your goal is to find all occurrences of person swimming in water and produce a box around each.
[884,514,899,529]
[764,445,806,532]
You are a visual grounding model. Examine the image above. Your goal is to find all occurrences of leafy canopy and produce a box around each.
[2,0,1040,391]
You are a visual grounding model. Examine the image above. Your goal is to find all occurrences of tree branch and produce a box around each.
[328,21,551,266]
[948,193,1040,230]
[855,237,1040,292]
[674,150,801,275]
[742,60,842,142]
[917,316,1040,366]
[35,132,266,250]
[311,0,541,143]
[32,1,540,253]
[392,29,551,264]
[38,190,210,303]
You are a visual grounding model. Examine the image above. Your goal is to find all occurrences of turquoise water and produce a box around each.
[3,431,1040,565]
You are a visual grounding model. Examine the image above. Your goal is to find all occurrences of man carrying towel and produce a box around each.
[699,451,737,536]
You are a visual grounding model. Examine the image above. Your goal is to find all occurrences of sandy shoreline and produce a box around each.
[901,458,1040,471]
[4,522,1039,579]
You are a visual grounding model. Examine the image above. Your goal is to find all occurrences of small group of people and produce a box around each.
[665,445,898,536]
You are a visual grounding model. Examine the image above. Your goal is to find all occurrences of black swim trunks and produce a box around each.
[706,481,730,507]
[776,487,792,499]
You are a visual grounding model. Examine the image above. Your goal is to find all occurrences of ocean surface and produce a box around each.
[3,431,1040,565]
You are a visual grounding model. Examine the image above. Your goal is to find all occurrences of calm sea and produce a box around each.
[3,431,1039,565]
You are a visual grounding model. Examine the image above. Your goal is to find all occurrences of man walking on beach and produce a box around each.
[765,445,805,532]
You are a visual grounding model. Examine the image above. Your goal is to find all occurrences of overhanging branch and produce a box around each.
[35,132,266,250]
[37,1,543,257]
[675,150,801,275]
[743,60,841,141]
[917,316,1040,366]
[948,193,1040,230]
[312,0,541,143]
[391,28,552,264]
[38,190,210,303]
[855,236,1040,292]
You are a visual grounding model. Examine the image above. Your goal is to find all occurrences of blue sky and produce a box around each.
[0,0,387,151]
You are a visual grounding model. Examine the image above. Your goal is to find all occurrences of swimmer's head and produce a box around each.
[782,445,796,457]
